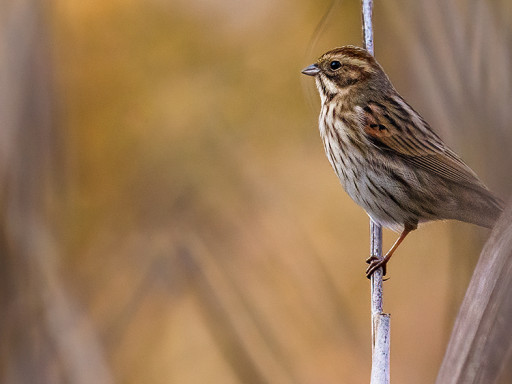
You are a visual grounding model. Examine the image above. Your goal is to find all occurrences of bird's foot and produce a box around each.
[366,255,388,279]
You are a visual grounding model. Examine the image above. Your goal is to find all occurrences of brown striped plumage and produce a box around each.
[302,46,503,277]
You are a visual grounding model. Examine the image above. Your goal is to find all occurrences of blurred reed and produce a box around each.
[0,0,112,383]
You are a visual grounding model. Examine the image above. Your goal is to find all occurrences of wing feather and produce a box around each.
[360,100,488,190]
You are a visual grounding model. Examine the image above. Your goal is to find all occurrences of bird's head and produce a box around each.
[302,46,389,101]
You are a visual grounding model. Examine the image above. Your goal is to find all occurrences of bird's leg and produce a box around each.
[366,223,416,278]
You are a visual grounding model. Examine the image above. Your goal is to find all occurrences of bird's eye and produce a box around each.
[330,60,342,70]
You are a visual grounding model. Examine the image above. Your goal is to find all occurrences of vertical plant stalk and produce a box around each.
[370,220,390,383]
[362,1,391,383]
[362,0,374,55]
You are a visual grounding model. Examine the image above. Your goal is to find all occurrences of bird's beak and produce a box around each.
[301,64,320,76]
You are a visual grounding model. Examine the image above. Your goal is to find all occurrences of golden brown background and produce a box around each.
[1,0,511,383]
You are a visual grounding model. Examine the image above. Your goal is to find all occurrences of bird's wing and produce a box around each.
[359,101,487,189]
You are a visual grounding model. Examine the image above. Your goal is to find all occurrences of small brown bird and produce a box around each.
[302,46,503,278]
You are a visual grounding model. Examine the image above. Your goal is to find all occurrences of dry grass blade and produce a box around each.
[436,199,512,384]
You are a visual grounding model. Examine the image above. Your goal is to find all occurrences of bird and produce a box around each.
[301,45,503,278]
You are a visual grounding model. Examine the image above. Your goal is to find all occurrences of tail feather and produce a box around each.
[447,186,504,228]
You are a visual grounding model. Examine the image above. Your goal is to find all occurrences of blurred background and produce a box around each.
[1,0,511,383]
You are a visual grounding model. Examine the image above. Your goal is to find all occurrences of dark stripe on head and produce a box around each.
[318,76,335,102]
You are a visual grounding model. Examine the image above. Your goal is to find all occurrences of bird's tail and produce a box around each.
[449,186,504,228]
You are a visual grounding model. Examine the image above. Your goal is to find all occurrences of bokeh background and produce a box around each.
[1,0,511,383]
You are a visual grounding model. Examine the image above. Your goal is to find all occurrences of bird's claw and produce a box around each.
[365,255,387,279]
[366,255,379,264]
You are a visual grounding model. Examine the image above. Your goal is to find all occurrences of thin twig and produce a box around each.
[370,221,390,384]
[369,220,383,317]
[362,1,391,383]
[362,0,374,55]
